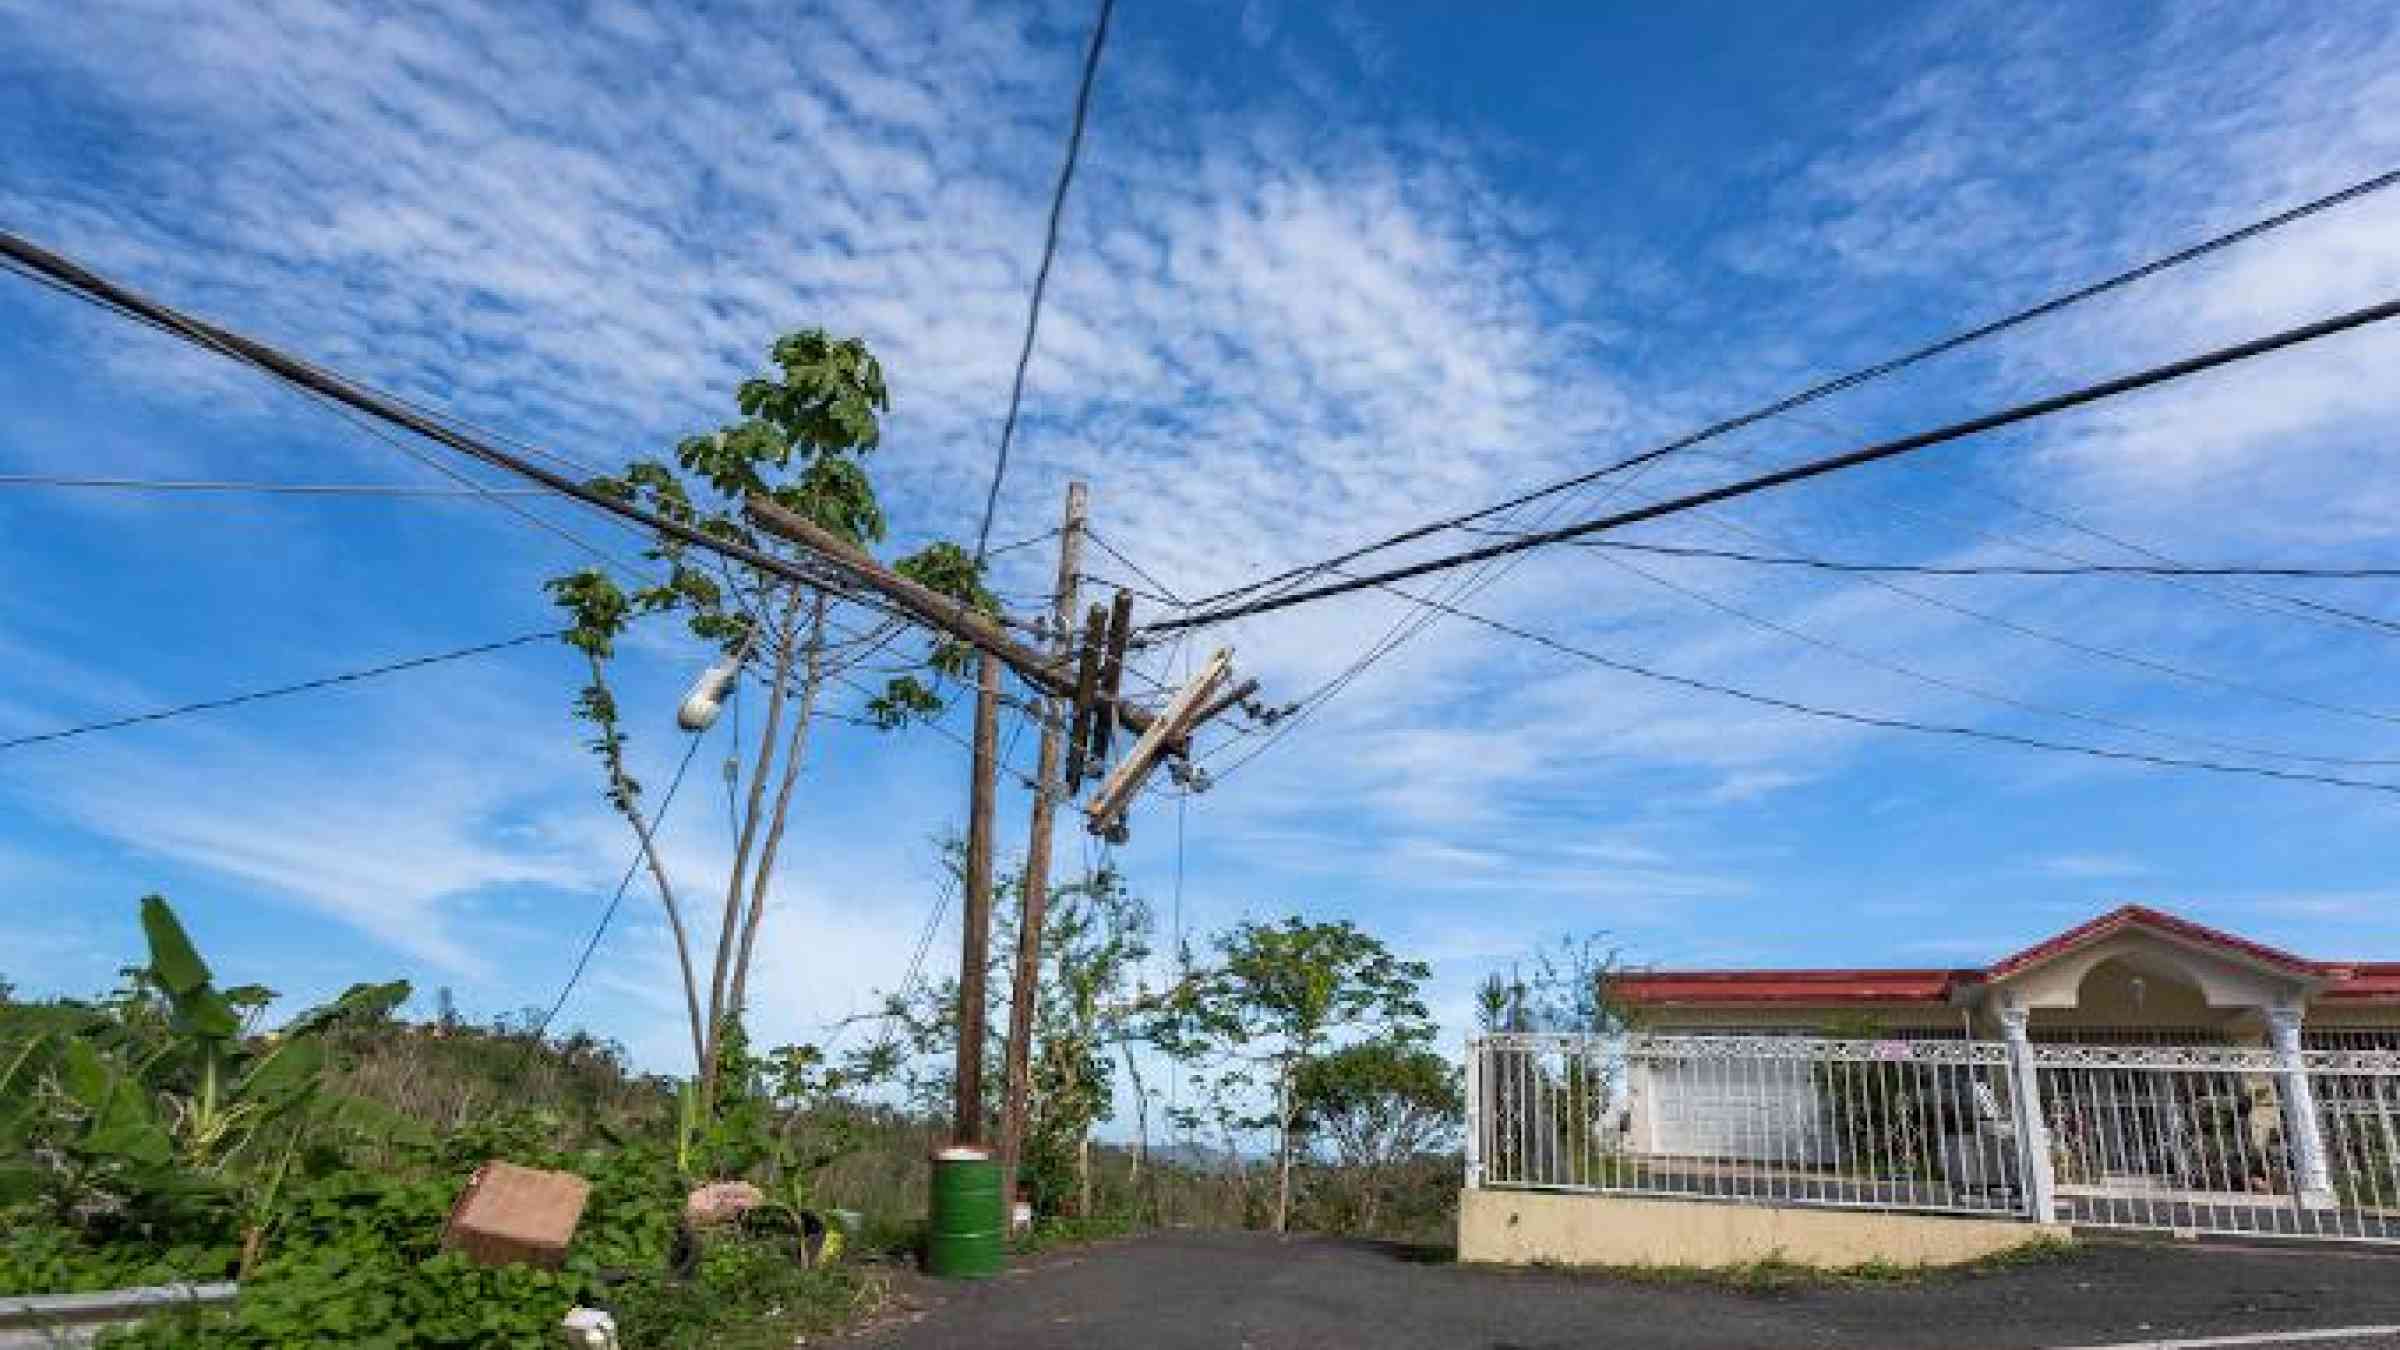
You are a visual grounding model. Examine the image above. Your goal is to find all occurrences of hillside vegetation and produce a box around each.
[0,898,1464,1347]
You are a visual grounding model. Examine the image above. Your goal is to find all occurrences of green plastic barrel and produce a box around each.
[926,1148,1004,1278]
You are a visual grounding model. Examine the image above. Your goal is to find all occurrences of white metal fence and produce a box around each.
[2034,1042,2400,1241]
[1467,1031,2400,1242]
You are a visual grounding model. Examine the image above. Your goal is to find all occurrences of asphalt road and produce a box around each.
[856,1231,2400,1350]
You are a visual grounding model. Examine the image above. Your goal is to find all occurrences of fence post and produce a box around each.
[1463,1035,1484,1189]
[1999,1005,2057,1223]
[2266,1001,2336,1207]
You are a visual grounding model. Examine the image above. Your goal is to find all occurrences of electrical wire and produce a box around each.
[1518,537,2400,581]
[0,230,994,668]
[528,727,709,1040]
[1327,570,2400,797]
[0,630,561,752]
[971,0,1116,564]
[1084,528,1187,607]
[0,473,550,496]
[1611,498,2400,730]
[985,525,1064,559]
[1150,295,2400,634]
[1179,165,2400,615]
[1588,547,2400,767]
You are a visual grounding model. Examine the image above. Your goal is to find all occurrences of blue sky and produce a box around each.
[5,0,2400,1081]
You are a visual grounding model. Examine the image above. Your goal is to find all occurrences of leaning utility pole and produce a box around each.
[954,651,1003,1144]
[997,481,1086,1199]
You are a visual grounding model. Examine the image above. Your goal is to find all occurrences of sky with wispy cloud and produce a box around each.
[5,0,2400,1083]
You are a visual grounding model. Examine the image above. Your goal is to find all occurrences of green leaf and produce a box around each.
[238,1038,327,1102]
[139,894,212,995]
[59,1038,172,1165]
[140,895,240,1038]
[281,980,411,1039]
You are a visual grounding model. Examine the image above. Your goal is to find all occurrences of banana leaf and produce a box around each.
[140,896,239,1039]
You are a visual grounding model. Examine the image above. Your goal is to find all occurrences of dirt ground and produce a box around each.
[851,1229,2400,1349]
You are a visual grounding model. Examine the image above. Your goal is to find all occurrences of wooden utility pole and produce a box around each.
[954,650,1003,1144]
[997,482,1087,1200]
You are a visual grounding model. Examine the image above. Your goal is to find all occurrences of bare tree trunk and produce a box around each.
[1274,1061,1295,1234]
[727,593,827,1024]
[1119,1040,1150,1208]
[1078,1132,1092,1218]
[588,653,707,1074]
[703,586,804,1096]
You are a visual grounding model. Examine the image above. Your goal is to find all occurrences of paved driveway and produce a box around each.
[857,1230,2400,1349]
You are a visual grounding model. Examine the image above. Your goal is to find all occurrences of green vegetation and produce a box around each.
[0,898,878,1347]
[0,885,1484,1345]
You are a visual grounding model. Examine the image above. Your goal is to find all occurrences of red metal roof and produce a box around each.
[1614,969,1972,1006]
[1984,903,2318,978]
[1613,905,2399,1007]
[2322,963,2400,1003]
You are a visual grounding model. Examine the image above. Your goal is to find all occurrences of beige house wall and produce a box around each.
[1457,1189,2068,1269]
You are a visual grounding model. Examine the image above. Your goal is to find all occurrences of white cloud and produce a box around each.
[6,0,2400,1072]
[2036,853,2151,881]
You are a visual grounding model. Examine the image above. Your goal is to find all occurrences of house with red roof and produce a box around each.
[1605,905,2400,1174]
[1616,904,2400,1044]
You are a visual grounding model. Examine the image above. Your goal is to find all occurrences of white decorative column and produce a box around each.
[1463,1036,1484,1189]
[2266,1001,2336,1207]
[1999,1004,2057,1222]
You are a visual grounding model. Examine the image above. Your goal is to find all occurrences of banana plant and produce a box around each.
[9,896,415,1277]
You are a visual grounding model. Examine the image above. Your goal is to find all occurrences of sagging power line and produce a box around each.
[1149,295,2400,635]
[0,631,561,753]
[1181,165,2400,617]
[1496,536,2400,581]
[1327,571,2400,797]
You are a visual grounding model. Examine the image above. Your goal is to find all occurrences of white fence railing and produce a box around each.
[1467,1031,2400,1242]
[1468,1032,2028,1218]
[2033,1043,2400,1242]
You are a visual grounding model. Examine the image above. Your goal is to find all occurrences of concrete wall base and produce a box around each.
[1458,1189,2070,1269]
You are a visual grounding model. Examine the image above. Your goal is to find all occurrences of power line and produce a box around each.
[1181,165,2400,615]
[0,630,560,753]
[1589,547,2400,767]
[971,0,1116,564]
[529,727,709,1040]
[1151,295,2400,634]
[1334,572,2400,797]
[5,248,662,586]
[1514,536,2400,581]
[1183,171,2400,773]
[1750,403,2400,642]
[1659,500,2400,730]
[1084,528,1187,607]
[0,473,551,497]
[0,230,976,660]
[985,525,1063,559]
[1198,442,1666,783]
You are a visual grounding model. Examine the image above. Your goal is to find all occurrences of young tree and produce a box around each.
[548,329,993,1109]
[852,844,1155,1214]
[1158,917,1432,1233]
[1477,933,1633,1187]
[1293,1037,1462,1233]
